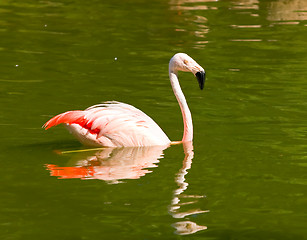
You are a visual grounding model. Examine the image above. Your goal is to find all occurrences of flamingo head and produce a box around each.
[169,53,206,90]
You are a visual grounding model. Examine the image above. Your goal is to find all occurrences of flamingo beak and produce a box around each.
[195,71,205,90]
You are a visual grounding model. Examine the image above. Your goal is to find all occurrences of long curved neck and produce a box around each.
[169,71,193,142]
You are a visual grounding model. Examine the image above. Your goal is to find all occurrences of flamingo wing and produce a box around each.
[43,101,171,147]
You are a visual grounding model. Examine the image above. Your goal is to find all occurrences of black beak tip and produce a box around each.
[195,71,205,90]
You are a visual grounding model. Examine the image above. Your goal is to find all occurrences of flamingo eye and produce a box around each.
[183,59,189,65]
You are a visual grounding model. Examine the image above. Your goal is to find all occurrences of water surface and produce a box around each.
[0,0,307,239]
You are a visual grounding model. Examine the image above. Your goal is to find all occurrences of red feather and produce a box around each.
[43,111,101,135]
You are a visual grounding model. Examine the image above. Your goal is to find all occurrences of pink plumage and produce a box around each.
[43,102,171,147]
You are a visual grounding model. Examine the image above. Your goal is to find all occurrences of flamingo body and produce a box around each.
[43,101,171,147]
[43,53,205,147]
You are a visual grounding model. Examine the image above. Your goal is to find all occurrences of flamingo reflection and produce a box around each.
[46,145,167,183]
[46,142,208,235]
[169,142,208,235]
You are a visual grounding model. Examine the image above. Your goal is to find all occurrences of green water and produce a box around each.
[1,0,307,239]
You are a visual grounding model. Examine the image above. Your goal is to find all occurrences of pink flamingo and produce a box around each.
[43,53,205,147]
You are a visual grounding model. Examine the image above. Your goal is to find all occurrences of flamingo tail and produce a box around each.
[43,111,85,130]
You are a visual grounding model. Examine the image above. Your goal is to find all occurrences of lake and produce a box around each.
[0,0,307,239]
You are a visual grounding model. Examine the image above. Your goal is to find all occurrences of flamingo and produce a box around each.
[43,53,205,147]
